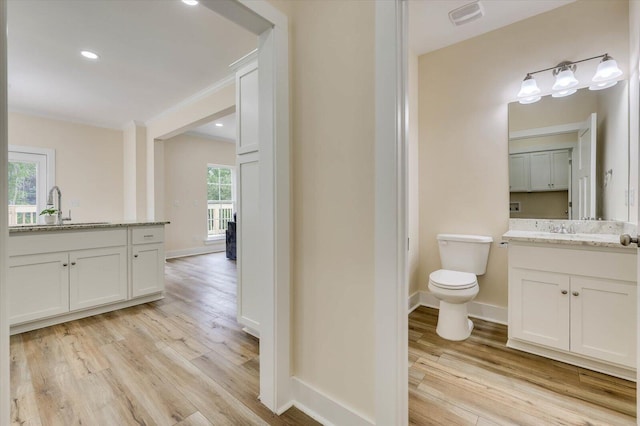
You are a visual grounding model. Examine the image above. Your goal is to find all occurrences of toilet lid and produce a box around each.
[429,269,477,290]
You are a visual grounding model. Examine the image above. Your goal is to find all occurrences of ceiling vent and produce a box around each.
[449,1,484,26]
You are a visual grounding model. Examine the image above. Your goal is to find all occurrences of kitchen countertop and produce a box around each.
[502,229,631,249]
[9,221,170,234]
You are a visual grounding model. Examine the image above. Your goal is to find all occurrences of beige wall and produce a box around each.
[408,50,420,295]
[510,191,569,219]
[289,0,375,417]
[163,133,235,254]
[418,0,629,307]
[8,112,124,222]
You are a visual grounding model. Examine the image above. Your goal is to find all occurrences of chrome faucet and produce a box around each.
[47,186,72,225]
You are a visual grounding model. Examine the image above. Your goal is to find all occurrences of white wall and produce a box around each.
[408,50,420,296]
[163,133,235,256]
[418,0,629,308]
[8,112,124,222]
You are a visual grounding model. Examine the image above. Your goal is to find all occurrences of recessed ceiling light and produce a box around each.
[215,123,223,127]
[182,0,198,5]
[80,50,99,60]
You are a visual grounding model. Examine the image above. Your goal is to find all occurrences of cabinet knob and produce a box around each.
[63,263,68,267]
[71,262,76,266]
[561,290,568,295]
[572,291,579,296]
[134,254,139,258]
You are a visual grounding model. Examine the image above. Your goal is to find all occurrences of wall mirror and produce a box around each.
[508,82,629,221]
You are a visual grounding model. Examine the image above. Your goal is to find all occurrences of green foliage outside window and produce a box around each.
[8,161,37,206]
[207,167,233,202]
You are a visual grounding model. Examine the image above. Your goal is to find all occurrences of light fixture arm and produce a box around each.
[524,53,610,77]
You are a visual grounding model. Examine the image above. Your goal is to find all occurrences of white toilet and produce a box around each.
[428,234,492,341]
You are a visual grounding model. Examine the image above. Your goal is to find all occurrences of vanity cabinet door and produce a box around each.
[131,243,165,298]
[8,252,70,325]
[510,268,570,350]
[509,154,530,192]
[570,277,636,368]
[69,246,128,311]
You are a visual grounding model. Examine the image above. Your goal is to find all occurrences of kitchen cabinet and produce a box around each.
[509,149,569,192]
[8,252,69,324]
[130,226,165,298]
[8,223,167,334]
[507,242,637,378]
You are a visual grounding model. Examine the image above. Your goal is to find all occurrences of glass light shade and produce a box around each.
[589,80,618,91]
[518,95,541,105]
[517,76,540,98]
[592,57,623,82]
[551,88,577,98]
[552,69,579,90]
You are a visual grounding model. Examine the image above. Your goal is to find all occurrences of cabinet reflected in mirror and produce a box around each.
[508,82,629,221]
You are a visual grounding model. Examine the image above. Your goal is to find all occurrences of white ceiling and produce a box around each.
[187,112,236,142]
[409,0,576,55]
[7,0,256,130]
[8,0,578,135]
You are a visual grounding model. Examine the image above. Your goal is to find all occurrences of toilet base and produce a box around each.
[435,301,474,341]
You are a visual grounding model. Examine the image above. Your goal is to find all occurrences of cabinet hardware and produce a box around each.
[561,290,568,294]
[63,263,68,267]
[620,234,639,246]
[134,254,139,258]
[572,291,579,296]
[71,262,76,266]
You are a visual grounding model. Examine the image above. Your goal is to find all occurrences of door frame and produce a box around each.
[198,0,292,413]
[0,0,8,421]
[374,0,409,424]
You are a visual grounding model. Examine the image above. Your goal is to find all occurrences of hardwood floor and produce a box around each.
[409,306,637,425]
[11,253,637,425]
[10,252,319,426]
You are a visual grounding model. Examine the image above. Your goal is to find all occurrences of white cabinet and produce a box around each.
[69,247,128,311]
[130,226,165,298]
[8,224,166,332]
[508,243,637,376]
[509,154,530,192]
[509,150,569,192]
[8,252,69,324]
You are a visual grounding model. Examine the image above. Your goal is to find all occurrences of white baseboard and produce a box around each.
[165,243,226,259]
[290,377,374,426]
[409,290,508,325]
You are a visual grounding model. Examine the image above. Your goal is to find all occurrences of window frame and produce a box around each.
[206,164,235,241]
[8,145,55,225]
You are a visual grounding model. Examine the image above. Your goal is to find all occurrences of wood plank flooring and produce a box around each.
[11,252,638,425]
[409,306,637,425]
[10,252,319,426]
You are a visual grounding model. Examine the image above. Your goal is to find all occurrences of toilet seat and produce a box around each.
[429,269,477,290]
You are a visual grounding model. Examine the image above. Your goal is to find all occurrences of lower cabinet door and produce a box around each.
[132,243,165,298]
[510,268,570,350]
[69,246,128,311]
[8,252,70,324]
[570,276,637,367]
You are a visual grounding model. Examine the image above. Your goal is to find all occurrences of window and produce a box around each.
[207,165,234,238]
[7,146,55,226]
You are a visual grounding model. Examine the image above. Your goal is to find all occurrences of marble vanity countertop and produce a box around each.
[502,230,633,249]
[9,221,170,234]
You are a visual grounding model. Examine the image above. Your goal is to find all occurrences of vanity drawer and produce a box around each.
[131,226,165,245]
[509,244,636,282]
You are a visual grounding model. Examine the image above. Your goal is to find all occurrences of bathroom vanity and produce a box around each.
[503,220,637,380]
[8,221,168,334]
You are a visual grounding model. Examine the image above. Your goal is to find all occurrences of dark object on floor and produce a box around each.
[226,221,236,260]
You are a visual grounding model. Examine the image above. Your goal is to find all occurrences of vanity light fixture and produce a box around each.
[517,53,623,104]
[80,50,99,60]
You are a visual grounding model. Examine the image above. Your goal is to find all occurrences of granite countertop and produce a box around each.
[502,229,631,249]
[9,221,170,234]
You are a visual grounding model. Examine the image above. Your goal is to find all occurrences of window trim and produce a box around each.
[8,145,55,223]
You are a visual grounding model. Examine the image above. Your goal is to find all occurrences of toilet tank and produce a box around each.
[437,234,493,275]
